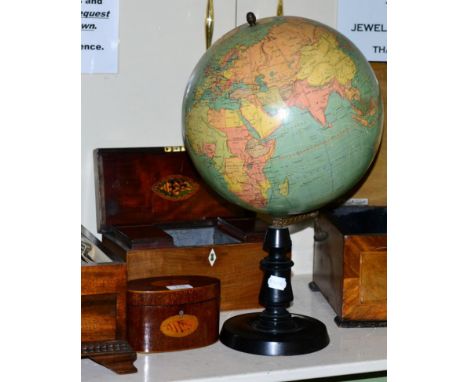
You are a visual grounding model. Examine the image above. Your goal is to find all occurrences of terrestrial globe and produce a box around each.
[182,14,384,356]
[182,15,383,218]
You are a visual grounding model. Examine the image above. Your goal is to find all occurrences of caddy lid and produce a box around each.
[127,275,220,306]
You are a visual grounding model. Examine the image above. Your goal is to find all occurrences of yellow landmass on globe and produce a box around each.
[259,179,271,200]
[297,30,356,87]
[220,21,316,90]
[224,156,247,193]
[208,108,243,129]
[240,97,282,139]
[186,103,215,152]
[279,177,289,197]
[186,103,229,171]
[223,69,233,79]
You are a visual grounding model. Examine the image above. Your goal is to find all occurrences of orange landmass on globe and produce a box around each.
[202,143,216,158]
[186,103,224,153]
[297,28,356,87]
[221,21,318,89]
[218,22,363,129]
[286,79,348,126]
[223,124,275,208]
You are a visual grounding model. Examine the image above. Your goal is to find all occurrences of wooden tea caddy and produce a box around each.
[127,275,220,353]
[81,226,137,374]
[95,146,269,311]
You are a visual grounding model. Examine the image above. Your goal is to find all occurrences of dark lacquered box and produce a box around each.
[94,146,270,311]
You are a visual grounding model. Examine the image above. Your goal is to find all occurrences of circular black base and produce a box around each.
[220,312,330,356]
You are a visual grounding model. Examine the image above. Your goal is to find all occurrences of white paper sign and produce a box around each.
[337,0,387,62]
[81,0,119,73]
[267,275,287,291]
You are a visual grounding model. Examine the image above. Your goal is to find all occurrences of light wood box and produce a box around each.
[313,206,387,325]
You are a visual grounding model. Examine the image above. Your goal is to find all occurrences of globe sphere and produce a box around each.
[182,16,383,217]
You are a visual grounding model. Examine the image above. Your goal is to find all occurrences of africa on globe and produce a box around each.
[182,16,383,217]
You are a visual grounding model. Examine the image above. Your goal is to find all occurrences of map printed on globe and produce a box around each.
[182,16,383,217]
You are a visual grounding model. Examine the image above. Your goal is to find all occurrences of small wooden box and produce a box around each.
[95,147,269,311]
[312,207,387,326]
[127,275,220,352]
[81,226,137,374]
[81,225,127,342]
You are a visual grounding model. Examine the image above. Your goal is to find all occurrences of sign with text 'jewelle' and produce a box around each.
[81,0,119,74]
[338,0,387,62]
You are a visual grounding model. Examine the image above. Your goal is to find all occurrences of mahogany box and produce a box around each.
[81,226,137,374]
[95,146,269,311]
[312,206,387,326]
[127,275,220,352]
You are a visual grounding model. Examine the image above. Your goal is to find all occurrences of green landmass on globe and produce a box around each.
[182,16,383,217]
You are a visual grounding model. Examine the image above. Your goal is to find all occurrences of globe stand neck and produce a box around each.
[260,226,294,311]
[219,224,330,356]
[271,211,319,228]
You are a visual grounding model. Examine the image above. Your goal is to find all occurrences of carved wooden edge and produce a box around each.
[82,340,137,374]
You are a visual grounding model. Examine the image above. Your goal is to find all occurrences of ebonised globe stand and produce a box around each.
[219,225,330,356]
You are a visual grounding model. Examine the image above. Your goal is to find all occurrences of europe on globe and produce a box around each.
[182,16,383,217]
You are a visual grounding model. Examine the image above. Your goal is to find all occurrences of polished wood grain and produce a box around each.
[125,242,266,311]
[81,262,127,341]
[81,295,117,342]
[94,147,253,230]
[81,226,137,374]
[341,236,387,321]
[313,209,387,323]
[359,251,387,303]
[127,276,220,353]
